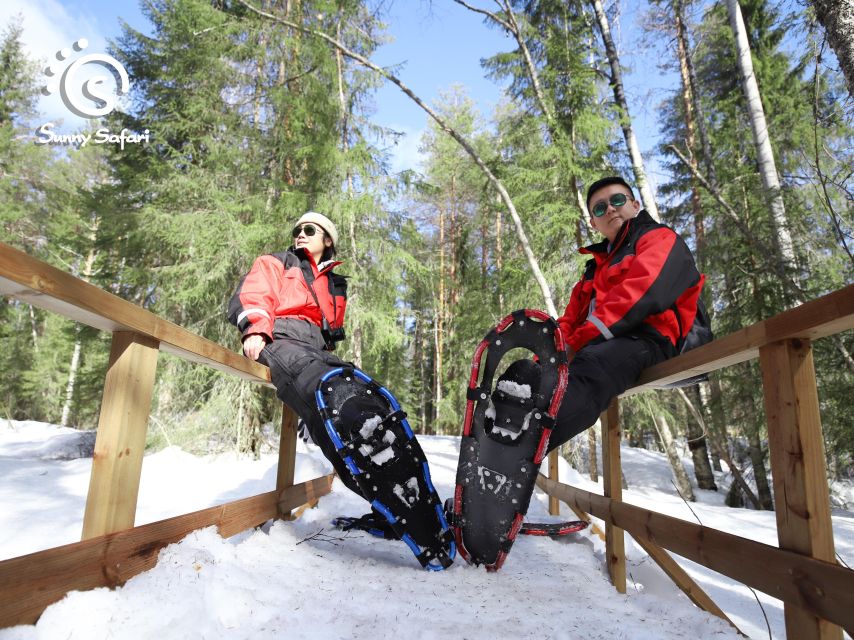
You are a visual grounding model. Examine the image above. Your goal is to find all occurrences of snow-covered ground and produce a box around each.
[1,419,852,639]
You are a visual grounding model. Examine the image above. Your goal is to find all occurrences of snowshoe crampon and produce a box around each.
[452,309,569,571]
[316,367,455,571]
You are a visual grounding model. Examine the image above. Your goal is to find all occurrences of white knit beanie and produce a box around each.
[294,211,338,247]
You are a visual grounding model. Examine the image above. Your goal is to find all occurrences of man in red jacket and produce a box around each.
[549,176,706,448]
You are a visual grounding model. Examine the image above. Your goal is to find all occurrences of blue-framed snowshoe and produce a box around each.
[316,367,455,571]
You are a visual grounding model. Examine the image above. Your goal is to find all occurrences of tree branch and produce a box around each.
[451,0,511,31]
[234,0,559,316]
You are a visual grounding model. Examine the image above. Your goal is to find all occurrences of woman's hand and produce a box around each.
[243,334,268,361]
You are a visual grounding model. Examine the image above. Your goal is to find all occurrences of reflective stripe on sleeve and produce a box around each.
[236,308,271,324]
[588,315,614,340]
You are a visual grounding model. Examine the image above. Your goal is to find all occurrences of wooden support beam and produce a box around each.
[760,338,842,640]
[630,532,744,635]
[548,449,560,515]
[537,476,854,631]
[0,475,334,628]
[82,332,159,539]
[601,398,626,593]
[277,405,299,520]
[279,473,334,516]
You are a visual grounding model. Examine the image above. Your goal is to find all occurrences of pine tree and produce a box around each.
[659,0,854,496]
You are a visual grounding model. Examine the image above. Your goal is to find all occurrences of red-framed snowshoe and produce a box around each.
[451,309,569,571]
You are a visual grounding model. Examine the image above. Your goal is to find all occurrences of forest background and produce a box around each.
[1,0,851,511]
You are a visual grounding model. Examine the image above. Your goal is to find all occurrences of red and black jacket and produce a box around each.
[228,248,347,345]
[558,210,705,356]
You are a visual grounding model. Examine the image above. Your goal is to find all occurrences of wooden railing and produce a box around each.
[0,242,335,627]
[2,240,852,637]
[541,284,854,640]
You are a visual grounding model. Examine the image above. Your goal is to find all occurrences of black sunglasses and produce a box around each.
[292,224,323,238]
[591,193,630,217]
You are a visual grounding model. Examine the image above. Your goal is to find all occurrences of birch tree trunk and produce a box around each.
[60,236,99,428]
[588,423,599,482]
[809,0,854,98]
[725,0,797,272]
[435,200,445,428]
[495,204,505,315]
[674,0,705,266]
[60,332,82,428]
[590,0,660,221]
[653,414,695,501]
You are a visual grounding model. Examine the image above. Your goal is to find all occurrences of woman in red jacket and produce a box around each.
[228,212,359,493]
[229,213,456,570]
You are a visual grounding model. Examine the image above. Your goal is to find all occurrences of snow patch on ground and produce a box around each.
[0,419,96,460]
[1,422,852,640]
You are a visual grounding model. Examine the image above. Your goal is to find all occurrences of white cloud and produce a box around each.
[387,125,427,174]
[2,0,109,128]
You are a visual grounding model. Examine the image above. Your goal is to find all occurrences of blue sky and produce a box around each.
[3,0,679,193]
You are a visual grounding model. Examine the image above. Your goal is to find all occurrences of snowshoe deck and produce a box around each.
[443,502,587,538]
[519,521,588,536]
[452,309,569,571]
[316,367,455,571]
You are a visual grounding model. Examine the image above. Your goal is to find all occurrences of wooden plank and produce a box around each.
[0,242,271,386]
[601,398,626,593]
[625,284,854,394]
[548,449,559,515]
[278,473,335,515]
[0,475,334,628]
[277,405,299,519]
[537,476,854,632]
[630,532,744,635]
[760,339,842,640]
[82,332,160,539]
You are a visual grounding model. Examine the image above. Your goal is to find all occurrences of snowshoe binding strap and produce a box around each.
[332,513,401,540]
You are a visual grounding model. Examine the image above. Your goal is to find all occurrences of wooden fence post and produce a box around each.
[548,449,560,515]
[601,397,626,593]
[277,405,299,519]
[82,332,159,539]
[760,338,842,640]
